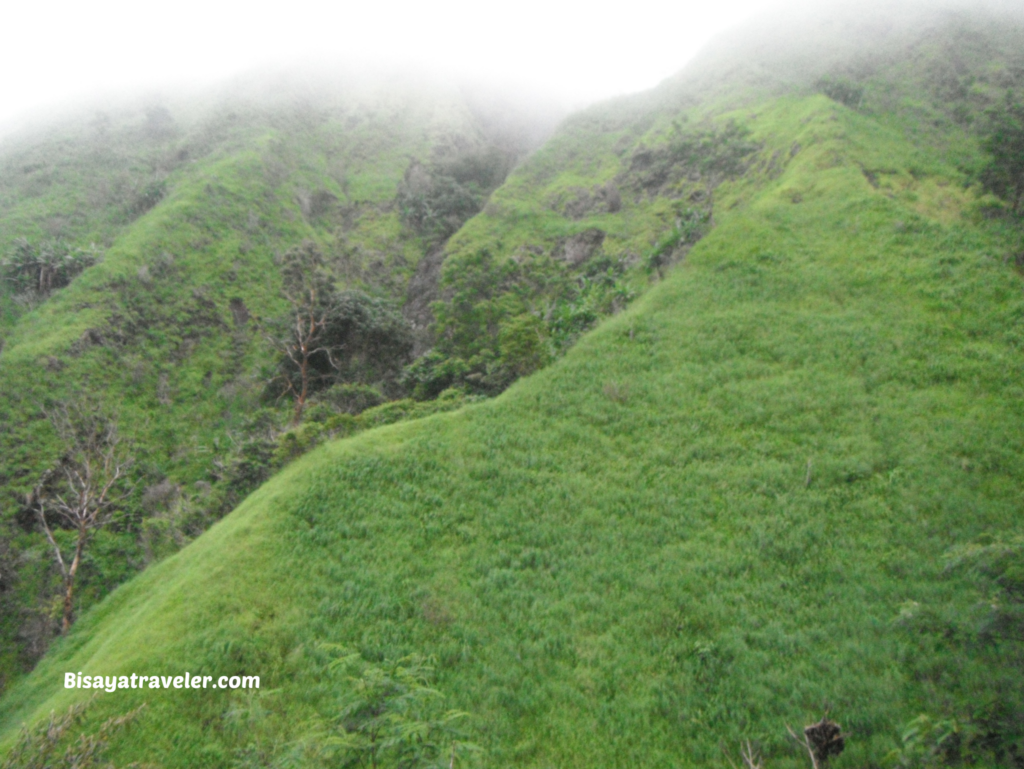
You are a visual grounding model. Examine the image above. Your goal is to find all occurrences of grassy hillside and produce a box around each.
[0,73,558,687]
[413,1,1024,398]
[3,13,1024,760]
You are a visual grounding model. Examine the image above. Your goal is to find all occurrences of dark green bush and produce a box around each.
[396,147,511,242]
[324,290,413,384]
[401,350,471,400]
[312,383,386,416]
[1,239,99,296]
[496,313,551,379]
[892,537,1024,767]
[396,162,485,241]
[980,94,1024,215]
[221,438,277,506]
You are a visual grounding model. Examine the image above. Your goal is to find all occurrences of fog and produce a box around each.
[1,0,778,131]
[3,0,1022,140]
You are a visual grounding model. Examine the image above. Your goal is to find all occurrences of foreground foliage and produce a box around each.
[1,699,146,769]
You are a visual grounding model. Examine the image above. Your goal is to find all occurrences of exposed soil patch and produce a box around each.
[562,229,606,266]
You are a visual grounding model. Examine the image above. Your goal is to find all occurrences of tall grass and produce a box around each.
[2,90,1022,768]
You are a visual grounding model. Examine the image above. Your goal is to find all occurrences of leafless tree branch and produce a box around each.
[34,401,133,633]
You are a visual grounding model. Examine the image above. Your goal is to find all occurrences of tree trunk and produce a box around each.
[62,527,86,633]
[293,353,309,425]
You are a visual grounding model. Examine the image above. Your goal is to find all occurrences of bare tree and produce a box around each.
[266,241,342,424]
[723,740,764,769]
[275,291,337,425]
[32,403,133,634]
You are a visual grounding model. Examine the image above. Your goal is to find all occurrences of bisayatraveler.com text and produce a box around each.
[65,672,259,692]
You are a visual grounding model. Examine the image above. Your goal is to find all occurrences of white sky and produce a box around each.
[0,0,781,128]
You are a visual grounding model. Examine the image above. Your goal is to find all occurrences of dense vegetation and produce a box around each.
[1,2,1024,767]
[0,74,558,687]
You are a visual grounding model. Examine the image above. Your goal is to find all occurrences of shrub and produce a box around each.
[1,699,146,769]
[892,537,1024,767]
[1,239,100,296]
[320,651,478,769]
[314,383,386,415]
[272,423,323,466]
[497,313,551,379]
[324,290,413,384]
[979,94,1024,215]
[221,438,277,505]
[396,147,511,242]
[355,399,418,429]
[401,350,471,400]
[397,161,485,241]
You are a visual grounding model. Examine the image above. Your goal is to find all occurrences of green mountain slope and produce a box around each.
[421,0,1024,388]
[3,2,1024,759]
[0,73,558,683]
